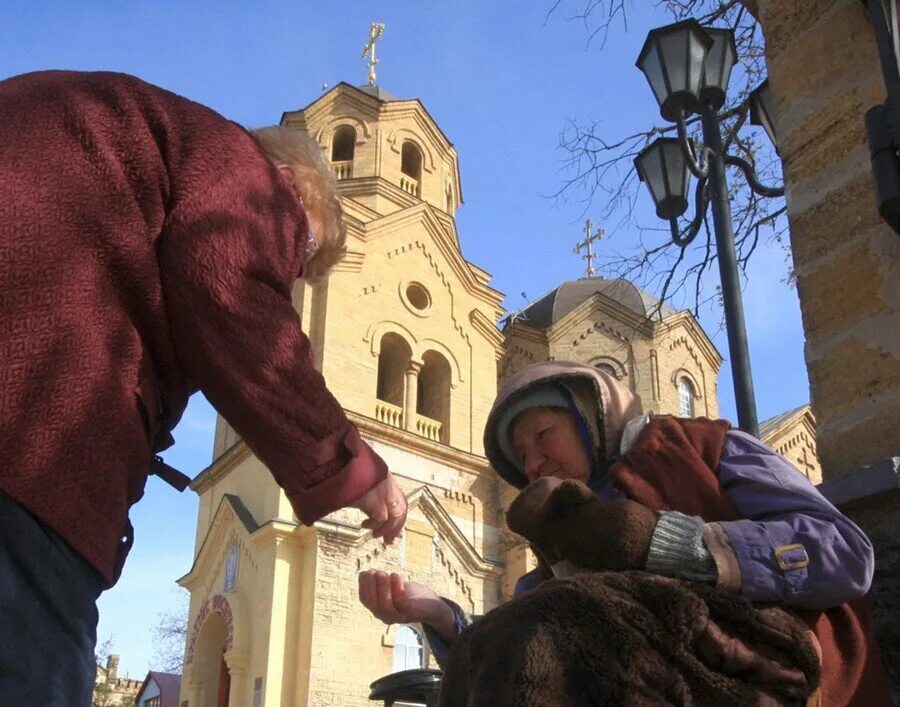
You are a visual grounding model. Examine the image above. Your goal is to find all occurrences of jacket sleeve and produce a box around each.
[716,430,874,610]
[156,139,386,523]
[422,599,472,670]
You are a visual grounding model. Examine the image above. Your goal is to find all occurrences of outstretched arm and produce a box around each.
[158,141,387,525]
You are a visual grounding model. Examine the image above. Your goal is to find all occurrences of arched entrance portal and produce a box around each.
[193,612,229,707]
[186,594,242,707]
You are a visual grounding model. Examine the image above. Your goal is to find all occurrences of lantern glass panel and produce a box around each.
[750,79,778,150]
[637,20,712,121]
[639,43,667,108]
[664,142,688,205]
[637,143,665,206]
[699,28,737,109]
[635,138,691,220]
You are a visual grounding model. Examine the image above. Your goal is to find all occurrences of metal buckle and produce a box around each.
[774,543,809,571]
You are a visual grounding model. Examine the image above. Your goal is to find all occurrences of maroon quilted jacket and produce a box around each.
[0,70,386,585]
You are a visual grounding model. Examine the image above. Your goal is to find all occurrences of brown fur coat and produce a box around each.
[439,571,820,706]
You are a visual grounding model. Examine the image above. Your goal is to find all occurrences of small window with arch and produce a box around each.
[331,125,356,162]
[678,377,696,418]
[595,362,618,378]
[393,624,426,672]
[400,141,423,197]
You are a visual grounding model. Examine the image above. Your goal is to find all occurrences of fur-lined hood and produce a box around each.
[484,361,642,488]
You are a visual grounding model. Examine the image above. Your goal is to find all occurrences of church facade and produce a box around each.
[177,80,821,707]
[178,82,507,707]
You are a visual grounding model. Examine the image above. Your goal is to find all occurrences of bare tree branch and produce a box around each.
[546,0,788,315]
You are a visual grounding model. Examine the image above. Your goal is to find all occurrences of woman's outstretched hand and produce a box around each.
[358,570,457,642]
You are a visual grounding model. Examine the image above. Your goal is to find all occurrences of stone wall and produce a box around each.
[750,0,900,692]
[753,0,900,478]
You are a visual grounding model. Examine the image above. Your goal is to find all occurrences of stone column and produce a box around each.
[403,361,423,431]
[187,680,201,706]
[225,649,250,707]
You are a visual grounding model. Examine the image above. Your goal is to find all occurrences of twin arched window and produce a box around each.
[376,334,451,444]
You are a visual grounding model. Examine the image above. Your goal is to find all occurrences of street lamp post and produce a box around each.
[633,20,784,437]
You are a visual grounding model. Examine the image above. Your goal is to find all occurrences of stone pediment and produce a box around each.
[358,202,503,310]
[178,494,259,592]
[317,485,501,581]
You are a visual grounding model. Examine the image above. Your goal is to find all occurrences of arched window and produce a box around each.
[678,377,696,418]
[400,141,422,197]
[377,333,412,416]
[417,350,451,444]
[595,363,617,378]
[393,625,425,672]
[331,125,356,162]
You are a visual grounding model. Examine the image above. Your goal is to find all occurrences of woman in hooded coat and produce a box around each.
[359,360,891,706]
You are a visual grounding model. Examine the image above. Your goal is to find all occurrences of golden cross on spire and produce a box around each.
[573,219,604,278]
[361,22,386,86]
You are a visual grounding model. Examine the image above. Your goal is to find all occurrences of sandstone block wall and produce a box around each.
[754,0,900,477]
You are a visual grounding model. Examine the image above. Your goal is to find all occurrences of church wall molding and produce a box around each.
[386,127,438,173]
[548,293,653,343]
[469,308,504,351]
[179,496,259,592]
[502,321,549,346]
[351,411,493,475]
[194,408,495,497]
[343,485,502,580]
[670,367,704,400]
[589,355,629,380]
[657,311,723,369]
[314,114,372,146]
[331,249,366,273]
[363,203,504,309]
[337,176,421,214]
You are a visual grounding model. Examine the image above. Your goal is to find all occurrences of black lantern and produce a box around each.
[634,137,692,220]
[636,19,713,121]
[749,78,779,153]
[699,27,738,110]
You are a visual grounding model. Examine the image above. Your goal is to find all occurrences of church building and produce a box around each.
[176,69,822,707]
[177,79,508,706]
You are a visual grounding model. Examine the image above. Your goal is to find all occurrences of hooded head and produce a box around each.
[484,361,643,489]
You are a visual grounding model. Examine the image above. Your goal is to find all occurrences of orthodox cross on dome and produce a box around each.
[573,219,604,278]
[362,22,386,86]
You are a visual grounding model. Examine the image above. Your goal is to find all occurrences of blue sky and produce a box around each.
[0,1,807,678]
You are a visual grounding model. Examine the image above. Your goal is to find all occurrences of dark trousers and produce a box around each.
[0,490,103,706]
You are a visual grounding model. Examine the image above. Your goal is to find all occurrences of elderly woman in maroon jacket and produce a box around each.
[0,70,407,706]
[359,361,890,706]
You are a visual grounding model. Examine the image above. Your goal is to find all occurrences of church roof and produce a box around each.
[136,672,182,706]
[354,83,400,102]
[513,277,678,329]
[759,404,812,441]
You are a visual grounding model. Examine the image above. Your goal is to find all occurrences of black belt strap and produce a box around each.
[150,455,191,492]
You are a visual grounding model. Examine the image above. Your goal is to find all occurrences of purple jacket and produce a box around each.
[425,430,873,664]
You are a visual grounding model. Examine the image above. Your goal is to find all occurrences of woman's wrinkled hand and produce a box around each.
[357,570,453,630]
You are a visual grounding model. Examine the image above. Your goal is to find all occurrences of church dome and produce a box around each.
[513,277,678,329]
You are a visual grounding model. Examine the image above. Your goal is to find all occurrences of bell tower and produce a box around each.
[188,75,509,706]
[273,82,498,454]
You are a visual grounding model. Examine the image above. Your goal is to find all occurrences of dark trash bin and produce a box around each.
[368,668,442,706]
